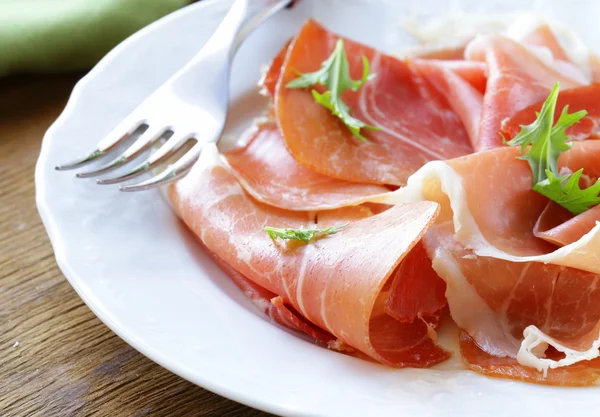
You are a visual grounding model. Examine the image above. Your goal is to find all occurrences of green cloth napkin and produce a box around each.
[0,0,190,76]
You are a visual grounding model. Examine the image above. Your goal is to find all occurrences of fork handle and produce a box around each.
[168,0,293,87]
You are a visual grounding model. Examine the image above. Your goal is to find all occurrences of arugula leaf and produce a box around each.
[505,82,599,215]
[264,223,347,242]
[286,39,379,142]
[534,169,600,215]
[504,83,586,184]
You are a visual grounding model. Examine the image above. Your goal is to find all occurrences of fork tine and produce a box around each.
[54,149,107,171]
[120,142,203,192]
[55,120,145,170]
[96,133,191,185]
[75,126,168,178]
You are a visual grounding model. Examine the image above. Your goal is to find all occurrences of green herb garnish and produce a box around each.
[505,82,596,215]
[264,224,347,242]
[286,39,379,142]
[533,169,600,215]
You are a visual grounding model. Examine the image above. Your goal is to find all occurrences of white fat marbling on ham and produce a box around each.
[519,325,600,376]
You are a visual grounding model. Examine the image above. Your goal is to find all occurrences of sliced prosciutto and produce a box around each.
[410,59,483,150]
[501,84,600,141]
[460,332,600,387]
[412,59,487,93]
[168,143,450,367]
[385,241,447,322]
[223,120,392,211]
[204,243,338,347]
[531,140,600,247]
[533,203,600,247]
[400,42,469,61]
[260,39,291,97]
[381,140,600,384]
[262,40,486,96]
[519,23,570,62]
[514,20,598,84]
[275,19,473,186]
[465,34,585,150]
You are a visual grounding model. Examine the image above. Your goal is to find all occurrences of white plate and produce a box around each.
[36,0,600,416]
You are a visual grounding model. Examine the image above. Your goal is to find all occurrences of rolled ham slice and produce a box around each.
[204,243,339,347]
[168,143,450,367]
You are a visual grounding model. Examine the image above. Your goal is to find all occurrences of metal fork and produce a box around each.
[56,0,293,192]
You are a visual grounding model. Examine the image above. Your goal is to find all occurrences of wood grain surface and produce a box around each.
[0,74,274,417]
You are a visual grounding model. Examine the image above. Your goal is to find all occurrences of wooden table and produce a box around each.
[0,73,273,417]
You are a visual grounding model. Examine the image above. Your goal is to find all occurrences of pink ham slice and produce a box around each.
[223,120,392,211]
[275,19,473,186]
[460,331,600,387]
[532,203,600,247]
[385,241,447,322]
[416,59,487,93]
[501,84,600,142]
[532,140,600,247]
[261,42,486,96]
[403,42,469,61]
[410,59,483,150]
[169,143,450,367]
[260,39,292,97]
[518,22,598,85]
[465,34,584,151]
[520,23,570,62]
[204,243,339,347]
[387,141,600,385]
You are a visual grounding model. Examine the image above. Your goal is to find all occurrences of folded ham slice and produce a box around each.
[460,332,600,387]
[410,59,483,151]
[223,120,392,211]
[262,41,486,95]
[412,59,487,93]
[502,84,600,141]
[260,39,291,97]
[399,41,469,62]
[466,34,585,150]
[510,19,598,84]
[519,23,570,62]
[533,203,600,247]
[169,143,450,367]
[532,141,600,247]
[204,243,339,347]
[381,141,600,383]
[275,20,473,186]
